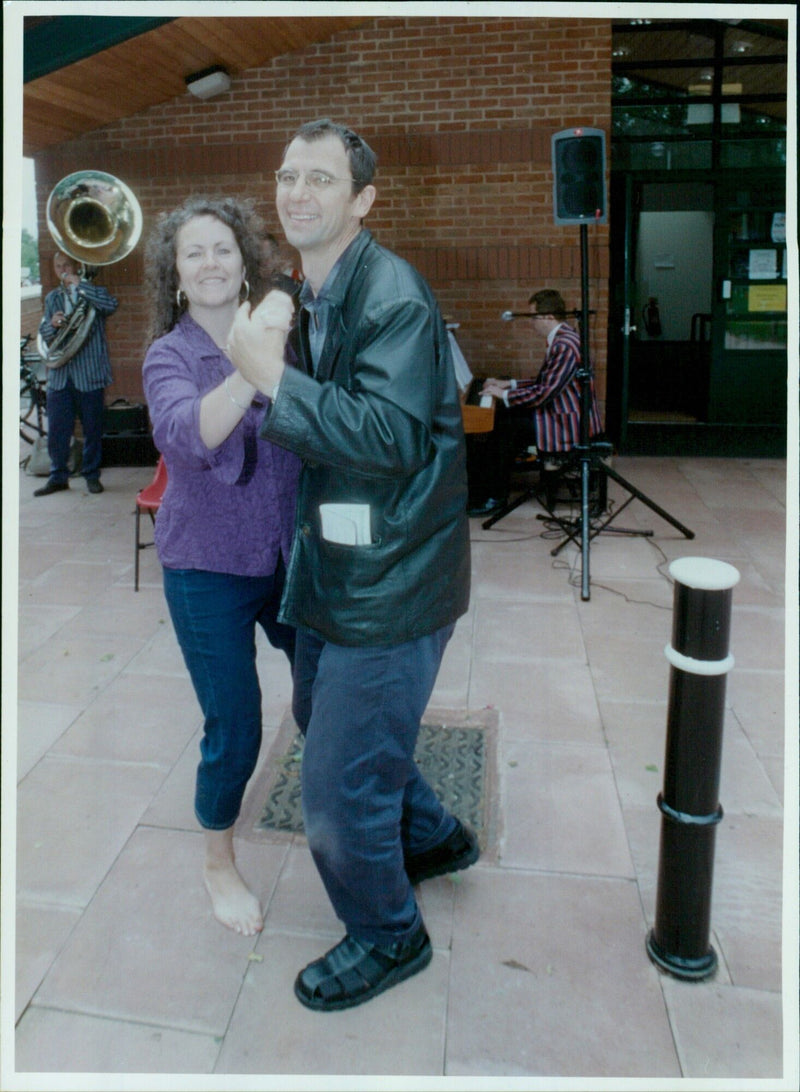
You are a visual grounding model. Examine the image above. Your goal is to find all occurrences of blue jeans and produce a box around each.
[46,380,105,483]
[292,624,457,946]
[163,564,295,830]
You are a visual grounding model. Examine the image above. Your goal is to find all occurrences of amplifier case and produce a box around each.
[102,400,158,467]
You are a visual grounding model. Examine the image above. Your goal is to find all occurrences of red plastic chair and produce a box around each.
[134,455,167,591]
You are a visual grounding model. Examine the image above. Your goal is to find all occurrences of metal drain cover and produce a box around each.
[256,721,489,836]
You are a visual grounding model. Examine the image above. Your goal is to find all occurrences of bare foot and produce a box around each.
[203,828,263,936]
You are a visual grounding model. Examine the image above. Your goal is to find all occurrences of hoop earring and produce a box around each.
[240,279,250,301]
[176,288,187,309]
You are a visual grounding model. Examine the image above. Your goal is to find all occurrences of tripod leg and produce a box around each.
[481,487,537,530]
[549,468,654,558]
[603,463,694,539]
[589,491,653,539]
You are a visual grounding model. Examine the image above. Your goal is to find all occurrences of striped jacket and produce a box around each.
[506,322,602,453]
[39,281,118,392]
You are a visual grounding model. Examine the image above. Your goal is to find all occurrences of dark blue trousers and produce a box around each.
[46,380,105,483]
[292,624,457,947]
[163,565,295,830]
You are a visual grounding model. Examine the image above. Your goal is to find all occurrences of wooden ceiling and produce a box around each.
[22,15,371,157]
[22,14,789,157]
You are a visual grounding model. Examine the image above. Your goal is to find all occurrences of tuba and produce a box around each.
[37,170,143,367]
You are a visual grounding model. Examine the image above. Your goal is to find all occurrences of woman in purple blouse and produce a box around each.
[142,196,299,936]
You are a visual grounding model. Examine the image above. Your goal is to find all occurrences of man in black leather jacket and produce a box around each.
[228,119,477,1011]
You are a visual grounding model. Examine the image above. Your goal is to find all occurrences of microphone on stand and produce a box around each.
[501,309,596,321]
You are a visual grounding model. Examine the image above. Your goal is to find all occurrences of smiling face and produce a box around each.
[175,215,245,317]
[275,133,375,287]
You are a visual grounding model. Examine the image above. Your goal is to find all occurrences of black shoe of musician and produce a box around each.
[87,479,104,494]
[405,819,480,885]
[33,479,69,497]
[467,497,506,518]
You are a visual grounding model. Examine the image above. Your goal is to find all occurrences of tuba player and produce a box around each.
[34,250,118,497]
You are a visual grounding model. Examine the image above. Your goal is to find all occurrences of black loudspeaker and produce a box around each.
[552,127,607,225]
[102,399,158,466]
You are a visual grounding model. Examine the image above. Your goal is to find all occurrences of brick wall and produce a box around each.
[33,16,611,410]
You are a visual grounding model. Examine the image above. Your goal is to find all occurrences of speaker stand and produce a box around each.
[539,441,694,558]
[484,224,694,601]
[568,226,695,599]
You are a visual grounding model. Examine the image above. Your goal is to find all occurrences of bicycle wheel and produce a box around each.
[20,365,47,441]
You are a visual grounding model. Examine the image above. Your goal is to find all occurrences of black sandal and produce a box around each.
[294,923,432,1011]
[404,818,480,885]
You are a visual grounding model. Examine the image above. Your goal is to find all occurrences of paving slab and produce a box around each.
[445,869,681,1077]
[32,827,288,1040]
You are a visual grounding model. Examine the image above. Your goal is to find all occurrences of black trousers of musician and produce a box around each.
[46,380,105,484]
[467,402,609,514]
[466,403,538,509]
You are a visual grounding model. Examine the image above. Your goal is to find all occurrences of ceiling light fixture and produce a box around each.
[186,65,231,100]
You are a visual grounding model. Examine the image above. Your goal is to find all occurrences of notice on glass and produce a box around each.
[748,284,787,312]
[748,249,778,279]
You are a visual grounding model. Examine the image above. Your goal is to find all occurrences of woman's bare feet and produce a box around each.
[203,827,263,936]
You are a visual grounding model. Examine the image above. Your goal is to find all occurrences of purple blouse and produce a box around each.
[142,313,300,577]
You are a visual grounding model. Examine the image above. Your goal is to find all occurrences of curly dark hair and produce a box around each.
[144,195,268,343]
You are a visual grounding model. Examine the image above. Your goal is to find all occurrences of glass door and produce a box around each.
[709,179,787,426]
[615,180,715,434]
[608,173,787,455]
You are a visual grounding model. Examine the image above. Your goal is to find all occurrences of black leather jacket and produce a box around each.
[261,230,470,646]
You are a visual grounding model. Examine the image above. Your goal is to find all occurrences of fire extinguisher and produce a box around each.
[643,296,663,337]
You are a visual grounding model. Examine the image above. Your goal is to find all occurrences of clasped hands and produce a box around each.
[227,289,294,394]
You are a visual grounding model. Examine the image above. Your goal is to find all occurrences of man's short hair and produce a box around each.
[528,289,566,319]
[288,118,377,194]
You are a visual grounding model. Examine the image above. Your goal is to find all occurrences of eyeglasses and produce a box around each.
[275,169,358,191]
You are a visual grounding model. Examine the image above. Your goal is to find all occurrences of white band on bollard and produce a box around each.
[664,643,735,676]
[669,557,740,591]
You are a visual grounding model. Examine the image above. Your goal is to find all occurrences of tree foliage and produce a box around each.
[21,229,39,282]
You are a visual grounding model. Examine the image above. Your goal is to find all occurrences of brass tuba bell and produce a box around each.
[37,170,143,367]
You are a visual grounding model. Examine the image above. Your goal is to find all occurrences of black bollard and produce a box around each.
[646,556,739,981]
